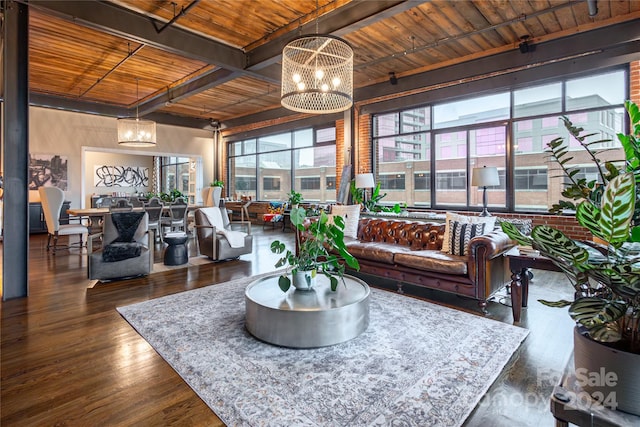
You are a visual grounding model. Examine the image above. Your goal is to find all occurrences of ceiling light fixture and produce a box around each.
[281,4,353,114]
[117,78,156,147]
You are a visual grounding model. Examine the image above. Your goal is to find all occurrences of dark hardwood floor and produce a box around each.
[1,228,575,426]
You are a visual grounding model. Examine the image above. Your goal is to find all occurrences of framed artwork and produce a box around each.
[28,154,68,190]
[94,165,149,188]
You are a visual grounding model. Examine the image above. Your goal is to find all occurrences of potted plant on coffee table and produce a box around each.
[501,101,640,415]
[270,207,359,292]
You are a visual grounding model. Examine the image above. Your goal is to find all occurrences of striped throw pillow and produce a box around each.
[448,221,487,256]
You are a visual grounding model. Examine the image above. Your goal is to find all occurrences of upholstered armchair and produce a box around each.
[194,207,252,261]
[88,212,153,281]
[38,187,88,253]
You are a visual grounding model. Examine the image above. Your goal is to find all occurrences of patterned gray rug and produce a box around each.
[117,275,529,426]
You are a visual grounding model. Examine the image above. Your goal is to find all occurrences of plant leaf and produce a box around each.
[278,275,291,292]
[569,297,627,328]
[538,299,572,308]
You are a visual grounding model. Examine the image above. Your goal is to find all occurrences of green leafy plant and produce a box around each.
[210,180,224,187]
[503,146,640,353]
[350,180,406,213]
[547,100,640,234]
[156,189,185,203]
[270,207,360,292]
[287,190,303,206]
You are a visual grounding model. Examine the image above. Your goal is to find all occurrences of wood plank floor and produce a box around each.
[1,229,575,426]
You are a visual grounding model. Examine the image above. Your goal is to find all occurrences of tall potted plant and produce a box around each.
[270,207,359,292]
[501,101,640,415]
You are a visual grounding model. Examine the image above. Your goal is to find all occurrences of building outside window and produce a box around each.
[373,68,627,212]
[160,156,190,195]
[228,126,337,202]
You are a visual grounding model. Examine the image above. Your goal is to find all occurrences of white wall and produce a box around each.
[28,106,214,207]
[84,152,153,206]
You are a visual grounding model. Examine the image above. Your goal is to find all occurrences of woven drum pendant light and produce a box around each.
[117,79,157,147]
[281,34,353,114]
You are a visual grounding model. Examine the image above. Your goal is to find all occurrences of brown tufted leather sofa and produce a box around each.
[343,218,515,311]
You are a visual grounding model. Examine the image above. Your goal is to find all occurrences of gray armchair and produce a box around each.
[88,212,153,281]
[195,207,252,261]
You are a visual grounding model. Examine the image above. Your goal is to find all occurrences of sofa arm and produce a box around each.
[468,230,516,296]
[469,230,515,260]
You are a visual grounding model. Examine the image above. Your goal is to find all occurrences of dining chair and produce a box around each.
[144,197,164,243]
[95,197,113,208]
[129,197,144,207]
[161,197,188,234]
[110,198,133,212]
[38,187,88,254]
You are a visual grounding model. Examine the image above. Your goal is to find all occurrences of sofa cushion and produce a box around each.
[329,204,361,238]
[448,221,489,256]
[344,241,412,264]
[441,212,496,253]
[395,250,468,275]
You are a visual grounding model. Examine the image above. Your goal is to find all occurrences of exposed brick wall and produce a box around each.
[357,113,372,174]
[491,212,591,240]
[336,119,345,191]
[432,210,591,240]
[630,60,640,106]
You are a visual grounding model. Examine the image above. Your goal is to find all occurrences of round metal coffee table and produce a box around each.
[245,274,370,348]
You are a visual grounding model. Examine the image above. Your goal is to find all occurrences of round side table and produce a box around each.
[163,232,188,265]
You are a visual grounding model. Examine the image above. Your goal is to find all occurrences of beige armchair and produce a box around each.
[88,212,153,281]
[195,207,252,261]
[38,187,88,253]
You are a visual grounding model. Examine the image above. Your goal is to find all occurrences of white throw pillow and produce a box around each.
[441,212,496,253]
[329,204,361,239]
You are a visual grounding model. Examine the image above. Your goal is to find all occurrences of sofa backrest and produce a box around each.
[357,218,445,250]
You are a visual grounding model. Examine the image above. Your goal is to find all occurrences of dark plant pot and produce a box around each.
[573,327,640,416]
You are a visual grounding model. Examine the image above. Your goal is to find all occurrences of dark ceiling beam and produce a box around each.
[29,93,212,129]
[26,0,247,71]
[223,111,342,140]
[361,41,640,116]
[137,68,237,116]
[355,19,640,101]
[246,0,421,70]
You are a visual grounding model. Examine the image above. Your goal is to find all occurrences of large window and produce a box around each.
[373,68,627,212]
[228,126,336,202]
[160,156,190,194]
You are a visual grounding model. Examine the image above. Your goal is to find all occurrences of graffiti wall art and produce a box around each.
[29,154,68,190]
[94,165,149,188]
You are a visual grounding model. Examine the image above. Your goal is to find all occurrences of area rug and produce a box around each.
[151,255,212,273]
[117,275,529,426]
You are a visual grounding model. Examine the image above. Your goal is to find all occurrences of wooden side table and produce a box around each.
[504,247,562,322]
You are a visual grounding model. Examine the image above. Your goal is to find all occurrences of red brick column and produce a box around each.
[630,61,640,105]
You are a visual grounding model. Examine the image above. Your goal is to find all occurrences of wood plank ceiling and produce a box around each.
[11,0,640,128]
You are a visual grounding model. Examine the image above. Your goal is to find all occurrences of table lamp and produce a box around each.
[471,166,499,217]
[355,173,375,210]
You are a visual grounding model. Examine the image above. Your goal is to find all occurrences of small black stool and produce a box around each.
[163,232,189,265]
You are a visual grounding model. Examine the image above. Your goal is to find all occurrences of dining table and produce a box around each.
[67,205,203,235]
